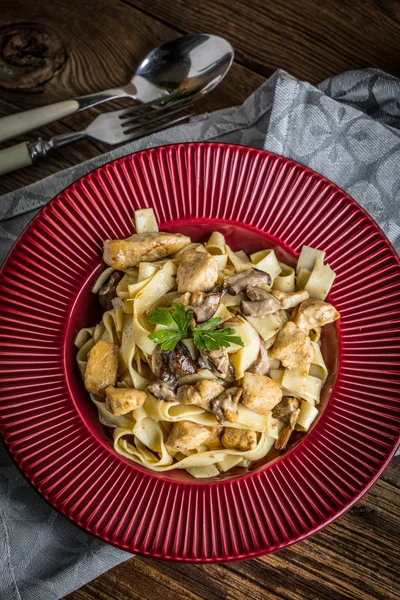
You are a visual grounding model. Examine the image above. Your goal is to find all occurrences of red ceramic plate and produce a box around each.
[0,143,399,561]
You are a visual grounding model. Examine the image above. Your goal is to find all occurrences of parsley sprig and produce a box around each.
[147,302,244,351]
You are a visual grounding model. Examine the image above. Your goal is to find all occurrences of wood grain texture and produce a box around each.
[0,2,399,598]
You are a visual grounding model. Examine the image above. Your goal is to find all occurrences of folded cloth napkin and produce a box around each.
[1,68,399,600]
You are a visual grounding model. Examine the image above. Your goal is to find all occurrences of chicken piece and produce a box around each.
[105,386,147,416]
[222,428,258,452]
[177,380,225,410]
[294,299,340,331]
[198,347,235,381]
[204,427,223,450]
[176,251,219,293]
[166,420,211,454]
[103,232,190,270]
[248,337,270,375]
[242,372,282,414]
[146,381,177,401]
[179,290,223,322]
[98,271,124,310]
[270,321,314,369]
[224,268,272,295]
[210,387,242,424]
[275,408,300,450]
[241,286,281,317]
[272,396,300,420]
[84,340,118,396]
[271,289,309,310]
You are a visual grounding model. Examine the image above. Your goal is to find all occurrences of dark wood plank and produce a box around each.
[0,0,263,195]
[64,478,400,600]
[125,0,400,82]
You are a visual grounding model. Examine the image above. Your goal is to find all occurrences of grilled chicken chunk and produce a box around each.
[177,251,219,293]
[271,289,309,310]
[204,427,223,450]
[270,321,314,369]
[177,380,225,410]
[241,372,282,414]
[105,386,147,415]
[84,340,118,396]
[103,232,190,269]
[294,299,340,331]
[224,268,271,294]
[166,420,213,454]
[222,428,258,452]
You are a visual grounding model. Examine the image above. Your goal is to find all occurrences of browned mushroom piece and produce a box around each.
[275,408,300,450]
[210,387,242,424]
[178,290,222,322]
[271,289,309,310]
[241,286,281,317]
[248,337,270,375]
[146,381,177,401]
[272,396,300,420]
[98,271,124,310]
[164,342,197,377]
[198,347,235,381]
[151,345,178,386]
[224,268,272,295]
[176,380,225,410]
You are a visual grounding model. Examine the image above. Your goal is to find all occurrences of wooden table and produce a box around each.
[1,1,399,598]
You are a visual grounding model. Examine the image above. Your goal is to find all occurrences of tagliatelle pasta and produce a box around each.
[75,208,340,478]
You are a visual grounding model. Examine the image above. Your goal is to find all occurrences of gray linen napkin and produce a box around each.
[1,68,399,600]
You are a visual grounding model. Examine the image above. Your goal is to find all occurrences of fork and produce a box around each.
[0,98,194,176]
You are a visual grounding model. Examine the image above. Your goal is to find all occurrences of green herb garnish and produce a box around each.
[147,303,244,351]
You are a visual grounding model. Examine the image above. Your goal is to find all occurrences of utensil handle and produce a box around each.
[0,143,33,175]
[0,101,80,144]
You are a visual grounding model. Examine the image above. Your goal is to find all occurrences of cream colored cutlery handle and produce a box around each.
[0,143,33,175]
[0,100,80,143]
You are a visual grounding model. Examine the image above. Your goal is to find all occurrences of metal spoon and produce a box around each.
[0,34,233,143]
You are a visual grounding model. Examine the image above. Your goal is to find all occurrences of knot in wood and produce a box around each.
[0,22,66,91]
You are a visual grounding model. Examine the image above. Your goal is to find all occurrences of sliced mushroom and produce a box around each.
[224,268,272,295]
[248,337,270,375]
[198,347,236,381]
[210,387,242,424]
[176,380,225,410]
[270,321,314,369]
[146,381,177,401]
[166,420,212,454]
[222,428,258,451]
[84,340,119,397]
[98,271,124,311]
[105,386,147,415]
[176,251,219,293]
[151,345,177,386]
[294,299,340,331]
[271,289,309,310]
[164,342,197,377]
[272,396,300,420]
[179,290,222,322]
[241,286,281,317]
[103,231,190,270]
[275,408,300,450]
[241,372,282,414]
